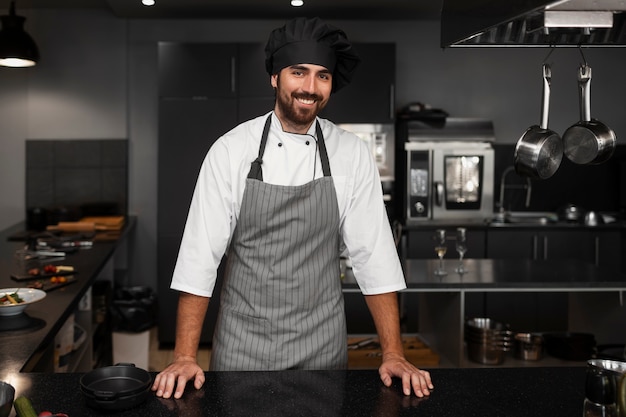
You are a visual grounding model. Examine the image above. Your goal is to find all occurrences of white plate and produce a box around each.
[0,288,46,316]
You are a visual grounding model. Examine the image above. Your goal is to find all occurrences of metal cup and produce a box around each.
[584,359,626,417]
[0,381,15,417]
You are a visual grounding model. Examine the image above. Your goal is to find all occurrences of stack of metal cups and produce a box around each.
[465,318,513,365]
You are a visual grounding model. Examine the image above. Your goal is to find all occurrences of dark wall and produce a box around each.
[493,144,625,215]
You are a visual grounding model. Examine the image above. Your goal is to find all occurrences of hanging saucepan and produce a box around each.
[562,63,616,165]
[514,63,563,180]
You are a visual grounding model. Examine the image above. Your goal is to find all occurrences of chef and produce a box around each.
[152,17,433,399]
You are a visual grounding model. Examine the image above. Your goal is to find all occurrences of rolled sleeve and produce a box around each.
[338,133,406,295]
[170,139,234,297]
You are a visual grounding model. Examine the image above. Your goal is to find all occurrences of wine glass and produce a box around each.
[455,227,468,274]
[433,229,447,276]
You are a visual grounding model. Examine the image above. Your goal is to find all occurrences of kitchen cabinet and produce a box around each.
[157,98,236,345]
[157,42,273,345]
[319,43,396,124]
[485,228,622,271]
[156,41,397,124]
[404,225,624,273]
[157,98,237,237]
[159,43,238,99]
[593,230,623,272]
[486,229,585,260]
[159,42,275,108]
[237,43,276,120]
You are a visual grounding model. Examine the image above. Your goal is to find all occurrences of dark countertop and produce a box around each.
[5,367,586,417]
[0,219,136,378]
[405,258,626,290]
[342,258,626,291]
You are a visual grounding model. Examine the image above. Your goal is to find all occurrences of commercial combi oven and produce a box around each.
[400,118,496,224]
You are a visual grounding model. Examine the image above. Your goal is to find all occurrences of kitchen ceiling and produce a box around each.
[0,0,443,20]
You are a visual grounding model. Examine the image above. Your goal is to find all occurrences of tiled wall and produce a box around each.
[26,139,128,219]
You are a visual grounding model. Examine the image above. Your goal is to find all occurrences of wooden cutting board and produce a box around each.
[79,216,125,230]
[46,216,125,233]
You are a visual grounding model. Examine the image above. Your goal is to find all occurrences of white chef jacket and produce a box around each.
[171,112,406,297]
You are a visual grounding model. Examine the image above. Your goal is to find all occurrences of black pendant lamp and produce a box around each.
[0,1,39,67]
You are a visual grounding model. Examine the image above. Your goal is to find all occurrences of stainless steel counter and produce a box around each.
[343,258,626,367]
[343,258,626,291]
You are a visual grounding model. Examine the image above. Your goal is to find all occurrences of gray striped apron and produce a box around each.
[210,115,347,371]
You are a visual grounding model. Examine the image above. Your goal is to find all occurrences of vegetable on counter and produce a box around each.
[13,396,69,417]
[14,396,38,417]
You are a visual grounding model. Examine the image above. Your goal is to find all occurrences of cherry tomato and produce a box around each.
[38,412,53,417]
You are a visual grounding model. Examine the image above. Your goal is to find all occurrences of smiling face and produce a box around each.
[271,63,333,134]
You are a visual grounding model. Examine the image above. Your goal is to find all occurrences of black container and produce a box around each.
[543,332,596,361]
[26,207,48,231]
[80,364,152,411]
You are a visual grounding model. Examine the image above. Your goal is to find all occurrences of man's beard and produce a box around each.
[275,78,327,129]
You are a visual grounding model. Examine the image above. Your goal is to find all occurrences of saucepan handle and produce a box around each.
[539,64,552,130]
[578,64,592,122]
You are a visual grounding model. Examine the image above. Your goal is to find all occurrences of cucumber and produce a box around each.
[13,396,38,417]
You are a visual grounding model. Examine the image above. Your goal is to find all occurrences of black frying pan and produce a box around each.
[563,63,616,165]
[514,63,563,180]
[80,363,152,411]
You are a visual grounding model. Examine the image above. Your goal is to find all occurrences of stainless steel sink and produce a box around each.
[490,211,558,226]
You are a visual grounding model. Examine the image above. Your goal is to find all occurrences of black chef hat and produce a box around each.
[265,17,360,93]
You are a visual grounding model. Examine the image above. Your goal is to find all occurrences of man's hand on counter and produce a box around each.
[151,356,205,399]
[379,352,434,397]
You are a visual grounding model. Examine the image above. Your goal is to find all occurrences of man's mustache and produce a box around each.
[293,93,322,101]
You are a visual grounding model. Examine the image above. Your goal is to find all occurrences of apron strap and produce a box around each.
[247,115,273,181]
[247,116,332,180]
[315,121,332,177]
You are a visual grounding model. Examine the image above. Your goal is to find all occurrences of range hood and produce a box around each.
[441,0,626,47]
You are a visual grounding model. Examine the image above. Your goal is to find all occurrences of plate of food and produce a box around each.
[0,288,46,316]
[11,264,76,282]
[26,275,78,292]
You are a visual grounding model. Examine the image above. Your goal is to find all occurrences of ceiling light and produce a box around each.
[0,1,39,67]
[291,0,304,7]
[142,0,156,5]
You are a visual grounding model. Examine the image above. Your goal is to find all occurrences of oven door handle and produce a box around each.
[434,181,444,207]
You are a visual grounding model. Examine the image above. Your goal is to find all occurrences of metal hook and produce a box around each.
[577,47,591,81]
[578,46,588,66]
[542,47,556,65]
